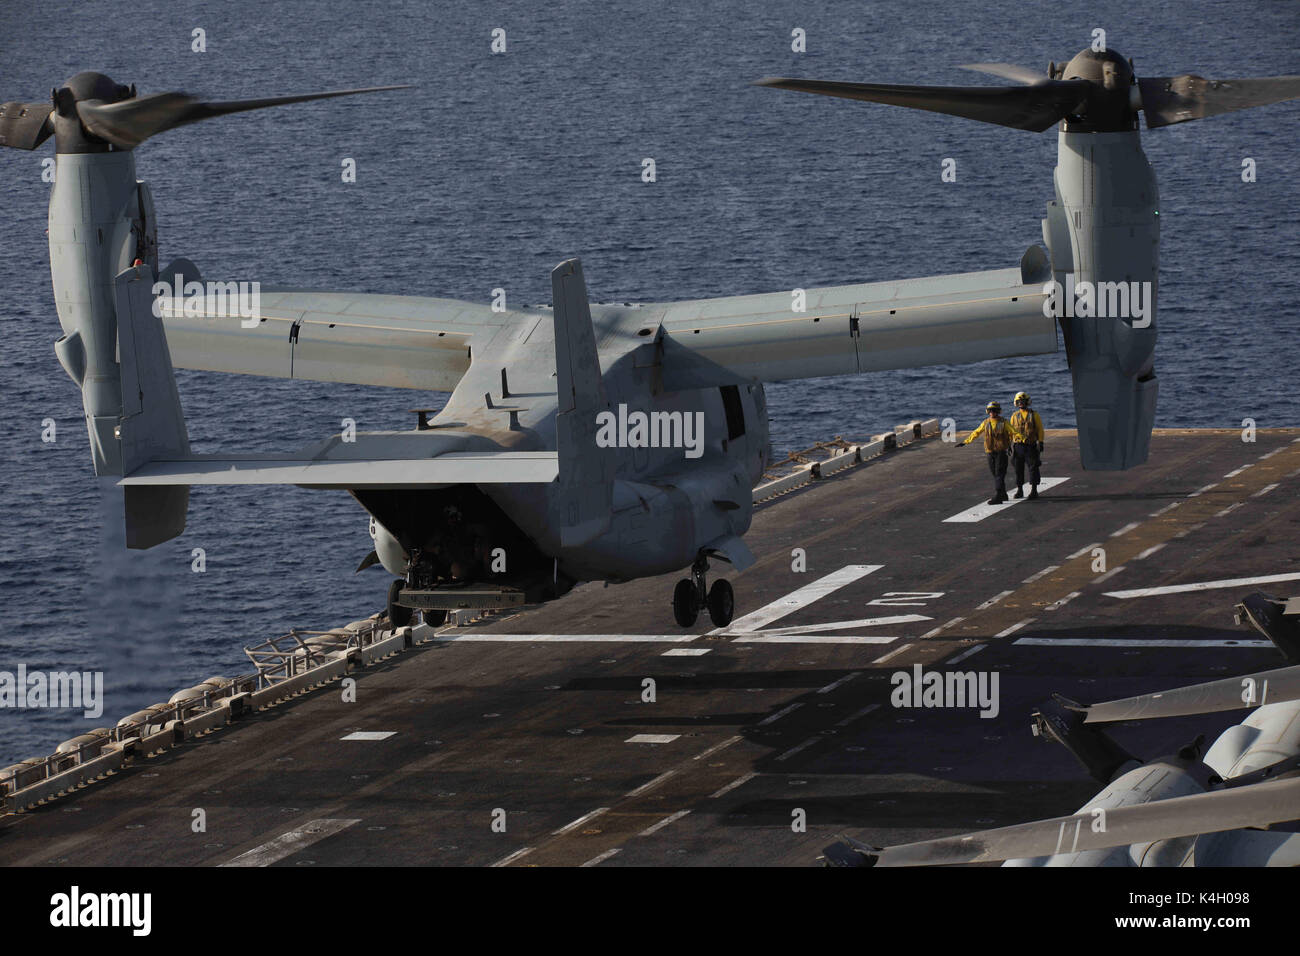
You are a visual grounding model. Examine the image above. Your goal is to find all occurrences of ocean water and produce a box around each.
[1,0,1297,763]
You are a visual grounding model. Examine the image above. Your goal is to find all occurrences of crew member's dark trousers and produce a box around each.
[986,450,1008,494]
[1012,441,1041,488]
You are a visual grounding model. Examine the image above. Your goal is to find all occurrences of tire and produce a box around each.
[387,579,413,628]
[707,579,734,627]
[672,578,698,627]
[423,609,447,627]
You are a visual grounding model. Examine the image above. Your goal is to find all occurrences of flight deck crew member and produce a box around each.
[958,401,1012,504]
[1008,391,1045,499]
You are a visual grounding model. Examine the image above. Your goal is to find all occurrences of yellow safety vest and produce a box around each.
[963,416,1011,453]
[1008,408,1044,444]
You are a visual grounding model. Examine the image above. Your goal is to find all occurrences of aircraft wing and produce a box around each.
[654,260,1056,390]
[158,272,515,391]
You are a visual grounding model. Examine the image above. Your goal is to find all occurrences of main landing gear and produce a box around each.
[672,554,734,628]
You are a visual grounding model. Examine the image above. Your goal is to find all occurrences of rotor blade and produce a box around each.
[1082,664,1300,724]
[0,100,53,149]
[1140,74,1300,128]
[845,775,1300,866]
[76,84,409,149]
[752,76,1090,132]
[958,63,1046,86]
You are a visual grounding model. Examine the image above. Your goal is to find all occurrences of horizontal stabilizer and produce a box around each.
[120,451,559,488]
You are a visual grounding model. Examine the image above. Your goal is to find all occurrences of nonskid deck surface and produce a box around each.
[2,428,1296,866]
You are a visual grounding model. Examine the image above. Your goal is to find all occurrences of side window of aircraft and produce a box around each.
[720,385,745,440]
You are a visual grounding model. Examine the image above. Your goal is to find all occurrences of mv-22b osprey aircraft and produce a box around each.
[3,46,1298,627]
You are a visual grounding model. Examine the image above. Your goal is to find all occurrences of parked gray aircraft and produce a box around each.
[3,47,1297,626]
[822,592,1300,867]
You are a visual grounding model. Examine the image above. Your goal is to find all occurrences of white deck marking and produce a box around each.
[1104,572,1300,599]
[692,735,742,761]
[995,619,1034,638]
[553,808,610,835]
[580,848,621,867]
[1135,543,1167,561]
[220,818,360,867]
[1092,565,1126,585]
[710,772,757,798]
[490,846,536,867]
[776,736,821,761]
[625,769,680,798]
[835,703,881,727]
[1258,447,1284,460]
[753,614,929,635]
[719,565,883,633]
[920,616,964,639]
[1224,465,1251,478]
[817,672,862,694]
[975,590,1014,610]
[1067,542,1101,560]
[661,647,711,656]
[1022,565,1059,584]
[757,703,804,726]
[942,477,1070,522]
[872,643,914,664]
[1109,522,1140,538]
[1253,483,1279,498]
[1150,501,1181,517]
[340,731,395,741]
[731,634,898,644]
[1045,592,1081,611]
[625,734,680,744]
[1016,637,1271,649]
[1214,502,1244,518]
[436,633,693,643]
[1188,483,1218,498]
[639,810,691,836]
[947,644,987,665]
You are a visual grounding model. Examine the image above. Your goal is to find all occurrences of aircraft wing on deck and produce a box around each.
[653,261,1057,390]
[159,285,514,391]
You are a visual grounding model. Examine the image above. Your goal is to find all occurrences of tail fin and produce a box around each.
[550,258,614,547]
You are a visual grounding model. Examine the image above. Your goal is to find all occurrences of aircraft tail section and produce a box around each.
[550,258,615,547]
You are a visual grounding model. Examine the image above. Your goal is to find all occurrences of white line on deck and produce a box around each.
[1067,542,1101,560]
[920,617,964,639]
[1092,566,1126,585]
[776,737,821,761]
[1224,465,1251,478]
[757,703,804,726]
[995,619,1034,638]
[692,735,742,761]
[580,848,621,867]
[710,772,757,798]
[1258,447,1284,460]
[1045,592,1081,611]
[731,634,898,645]
[340,731,395,741]
[1110,522,1140,538]
[553,808,610,835]
[1022,565,1059,584]
[1188,483,1218,498]
[942,478,1070,523]
[639,810,691,837]
[975,590,1014,610]
[1104,572,1300,599]
[490,846,536,867]
[947,644,987,665]
[1015,637,1272,649]
[718,565,883,633]
[625,734,680,744]
[1135,543,1167,561]
[1214,502,1244,518]
[835,703,881,727]
[1150,501,1181,517]
[1253,483,1279,498]
[817,672,862,694]
[220,819,360,867]
[625,769,679,798]
[436,634,694,643]
[753,614,930,636]
[661,648,711,656]
[872,643,914,664]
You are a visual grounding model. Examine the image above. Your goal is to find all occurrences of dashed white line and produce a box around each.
[1110,522,1140,538]
[662,648,711,657]
[490,846,536,867]
[625,769,679,798]
[835,703,881,728]
[995,619,1034,638]
[1150,501,1181,517]
[340,731,395,741]
[1104,572,1300,599]
[221,819,361,868]
[1045,592,1081,611]
[710,772,757,798]
[757,703,804,726]
[920,617,964,639]
[1253,483,1279,498]
[1214,502,1244,518]
[692,736,742,761]
[817,672,861,694]
[975,590,1014,610]
[776,736,821,761]
[1022,565,1059,585]
[1092,566,1127,585]
[1134,544,1167,561]
[639,810,691,837]
[1224,465,1251,478]
[625,734,680,744]
[553,808,610,835]
[1067,542,1101,560]
[580,848,622,867]
[1188,483,1218,498]
[872,643,914,664]
[947,644,987,665]
[1258,447,1284,460]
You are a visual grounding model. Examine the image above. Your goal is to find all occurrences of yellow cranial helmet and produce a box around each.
[986,401,1001,414]
[1014,391,1030,407]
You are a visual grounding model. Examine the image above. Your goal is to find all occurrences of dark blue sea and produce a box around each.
[1,0,1297,763]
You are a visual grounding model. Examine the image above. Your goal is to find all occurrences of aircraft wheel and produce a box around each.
[673,579,699,627]
[707,579,734,627]
[387,579,413,628]
[423,609,447,627]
